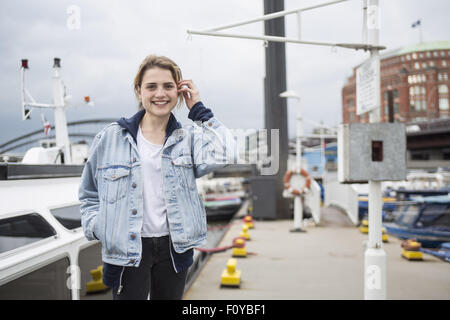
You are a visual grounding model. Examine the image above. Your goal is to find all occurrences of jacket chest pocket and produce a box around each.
[102,167,130,204]
[172,156,196,191]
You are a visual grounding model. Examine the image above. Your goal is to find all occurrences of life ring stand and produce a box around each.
[284,169,311,196]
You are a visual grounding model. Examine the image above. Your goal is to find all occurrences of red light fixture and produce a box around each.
[21,59,29,69]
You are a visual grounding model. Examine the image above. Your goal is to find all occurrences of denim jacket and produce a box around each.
[78,102,238,279]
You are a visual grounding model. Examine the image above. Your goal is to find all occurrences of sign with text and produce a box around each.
[356,55,380,115]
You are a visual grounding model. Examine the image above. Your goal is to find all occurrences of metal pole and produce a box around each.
[21,67,26,120]
[52,60,72,164]
[296,98,302,172]
[365,0,386,300]
[264,0,289,220]
[187,29,384,51]
[362,0,368,45]
[292,97,304,232]
[202,0,350,32]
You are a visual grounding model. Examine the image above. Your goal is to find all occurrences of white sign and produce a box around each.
[356,55,380,115]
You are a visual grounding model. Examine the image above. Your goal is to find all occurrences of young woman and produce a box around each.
[79,55,237,300]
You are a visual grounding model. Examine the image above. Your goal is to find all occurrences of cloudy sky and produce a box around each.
[0,0,449,149]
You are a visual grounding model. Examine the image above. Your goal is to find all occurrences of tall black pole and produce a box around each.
[264,0,289,219]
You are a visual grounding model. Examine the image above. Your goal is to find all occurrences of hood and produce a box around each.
[116,109,182,143]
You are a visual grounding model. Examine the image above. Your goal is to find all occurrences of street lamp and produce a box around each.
[279,90,302,171]
[279,90,305,232]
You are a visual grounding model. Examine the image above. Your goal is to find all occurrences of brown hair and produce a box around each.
[134,55,184,110]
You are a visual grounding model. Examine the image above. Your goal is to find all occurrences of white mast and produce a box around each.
[52,58,72,164]
[20,58,72,164]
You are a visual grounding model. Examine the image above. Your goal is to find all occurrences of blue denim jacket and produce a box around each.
[78,102,238,288]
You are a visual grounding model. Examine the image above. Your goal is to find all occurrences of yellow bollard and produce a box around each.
[382,227,389,242]
[401,239,423,261]
[243,215,254,229]
[220,258,241,288]
[240,224,251,240]
[86,265,108,293]
[359,219,369,234]
[232,238,247,258]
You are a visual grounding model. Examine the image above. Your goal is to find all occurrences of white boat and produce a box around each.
[0,58,107,300]
[0,176,105,300]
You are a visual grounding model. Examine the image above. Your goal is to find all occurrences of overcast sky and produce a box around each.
[1,0,449,148]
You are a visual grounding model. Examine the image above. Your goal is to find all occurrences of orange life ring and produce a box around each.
[284,169,311,196]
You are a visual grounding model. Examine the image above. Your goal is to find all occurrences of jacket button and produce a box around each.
[130,234,136,240]
[208,122,212,127]
[130,259,135,264]
[133,157,137,162]
[132,209,137,215]
[132,183,137,188]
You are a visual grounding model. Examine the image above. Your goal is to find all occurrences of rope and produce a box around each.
[195,236,247,254]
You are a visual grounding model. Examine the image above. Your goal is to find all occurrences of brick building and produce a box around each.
[342,41,450,124]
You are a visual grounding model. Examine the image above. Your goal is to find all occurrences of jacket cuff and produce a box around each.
[188,101,214,122]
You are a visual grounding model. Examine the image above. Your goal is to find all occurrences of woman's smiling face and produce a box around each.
[138,67,179,118]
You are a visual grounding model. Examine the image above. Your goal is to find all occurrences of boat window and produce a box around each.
[78,242,110,299]
[50,204,81,230]
[0,213,56,254]
[0,257,71,300]
[417,204,450,228]
[395,204,420,226]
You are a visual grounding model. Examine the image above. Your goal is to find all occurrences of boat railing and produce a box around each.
[323,175,359,225]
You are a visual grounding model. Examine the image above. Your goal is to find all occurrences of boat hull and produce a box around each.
[383,223,450,248]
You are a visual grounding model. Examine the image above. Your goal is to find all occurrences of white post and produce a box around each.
[293,196,303,230]
[21,67,26,119]
[296,98,302,172]
[52,59,72,164]
[362,0,368,45]
[293,97,304,232]
[279,91,305,232]
[364,0,386,300]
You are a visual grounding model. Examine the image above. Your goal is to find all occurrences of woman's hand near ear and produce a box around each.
[178,80,201,110]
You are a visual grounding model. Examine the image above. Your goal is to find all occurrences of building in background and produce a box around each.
[342,41,450,170]
[342,41,450,124]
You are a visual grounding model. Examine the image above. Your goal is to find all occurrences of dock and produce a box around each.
[184,206,450,300]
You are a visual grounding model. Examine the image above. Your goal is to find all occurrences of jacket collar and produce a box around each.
[116,109,182,144]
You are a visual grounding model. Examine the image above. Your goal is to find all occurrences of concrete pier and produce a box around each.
[184,206,450,300]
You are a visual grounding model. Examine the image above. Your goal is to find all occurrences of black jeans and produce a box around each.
[112,236,187,300]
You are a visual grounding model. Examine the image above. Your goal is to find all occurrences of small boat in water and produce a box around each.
[204,197,243,222]
[196,177,246,222]
[383,195,450,248]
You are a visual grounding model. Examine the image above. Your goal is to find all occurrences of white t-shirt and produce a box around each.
[137,126,170,237]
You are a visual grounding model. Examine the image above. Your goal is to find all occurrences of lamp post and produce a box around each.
[365,0,386,300]
[280,90,305,232]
